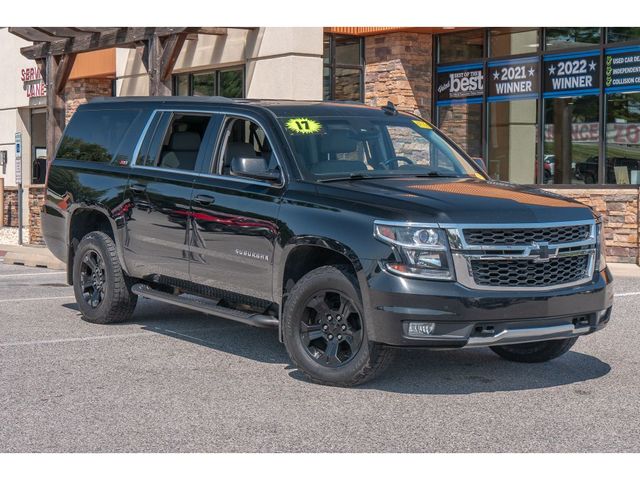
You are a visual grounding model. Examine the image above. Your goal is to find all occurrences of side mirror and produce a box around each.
[230,156,281,182]
[472,157,487,172]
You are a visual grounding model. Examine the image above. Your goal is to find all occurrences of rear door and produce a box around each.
[189,113,285,302]
[122,110,217,281]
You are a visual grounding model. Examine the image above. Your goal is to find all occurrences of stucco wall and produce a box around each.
[115,27,323,100]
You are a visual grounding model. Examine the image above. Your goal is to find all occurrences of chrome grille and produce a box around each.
[447,221,597,291]
[463,224,590,246]
[470,255,589,288]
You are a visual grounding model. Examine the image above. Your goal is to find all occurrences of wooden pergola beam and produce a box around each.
[16,27,190,59]
[160,33,188,81]
[54,53,77,94]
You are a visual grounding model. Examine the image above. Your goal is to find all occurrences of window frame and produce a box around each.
[206,112,286,188]
[131,110,217,175]
[323,33,365,102]
[172,66,246,98]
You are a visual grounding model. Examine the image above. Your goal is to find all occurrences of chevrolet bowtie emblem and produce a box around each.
[529,241,554,263]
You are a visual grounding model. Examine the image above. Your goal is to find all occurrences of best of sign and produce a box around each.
[21,67,47,98]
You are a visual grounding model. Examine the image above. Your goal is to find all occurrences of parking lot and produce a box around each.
[0,258,638,453]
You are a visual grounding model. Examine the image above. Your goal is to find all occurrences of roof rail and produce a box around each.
[89,95,238,103]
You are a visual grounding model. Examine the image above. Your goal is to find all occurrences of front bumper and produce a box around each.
[363,262,614,347]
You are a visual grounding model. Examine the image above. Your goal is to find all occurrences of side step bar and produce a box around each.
[131,283,279,329]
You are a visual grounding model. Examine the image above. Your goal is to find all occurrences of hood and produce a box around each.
[317,177,595,225]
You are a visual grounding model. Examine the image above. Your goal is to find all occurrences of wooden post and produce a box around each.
[45,54,66,169]
[148,35,171,96]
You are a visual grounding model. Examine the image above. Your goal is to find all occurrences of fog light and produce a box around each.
[408,322,436,337]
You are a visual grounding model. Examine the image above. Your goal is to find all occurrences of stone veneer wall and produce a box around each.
[28,186,46,245]
[364,32,432,118]
[545,188,640,264]
[64,78,113,124]
[2,187,19,228]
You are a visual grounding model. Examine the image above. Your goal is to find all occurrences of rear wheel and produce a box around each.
[73,231,137,324]
[283,265,394,387]
[490,337,578,363]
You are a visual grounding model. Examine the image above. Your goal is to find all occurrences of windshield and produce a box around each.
[278,114,483,181]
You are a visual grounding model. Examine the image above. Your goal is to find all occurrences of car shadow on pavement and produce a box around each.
[327,348,610,395]
[65,299,612,394]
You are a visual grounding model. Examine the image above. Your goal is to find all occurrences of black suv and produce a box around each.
[43,97,613,386]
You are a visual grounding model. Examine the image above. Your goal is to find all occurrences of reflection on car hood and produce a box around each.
[320,177,595,225]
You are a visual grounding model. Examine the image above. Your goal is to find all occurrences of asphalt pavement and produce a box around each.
[0,259,638,452]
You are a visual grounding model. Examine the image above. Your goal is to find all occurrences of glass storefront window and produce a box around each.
[490,28,539,57]
[335,36,361,64]
[323,34,364,101]
[219,69,243,98]
[543,95,600,184]
[334,67,362,102]
[437,103,483,159]
[175,74,189,96]
[606,92,640,184]
[173,68,244,98]
[488,99,538,183]
[192,72,216,96]
[545,28,601,51]
[438,29,484,64]
[607,28,640,44]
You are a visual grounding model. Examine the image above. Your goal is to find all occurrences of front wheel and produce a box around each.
[283,266,394,387]
[490,337,578,363]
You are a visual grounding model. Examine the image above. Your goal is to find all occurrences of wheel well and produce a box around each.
[282,246,358,296]
[67,209,115,284]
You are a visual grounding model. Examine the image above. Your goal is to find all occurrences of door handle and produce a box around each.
[194,194,215,206]
[130,184,147,194]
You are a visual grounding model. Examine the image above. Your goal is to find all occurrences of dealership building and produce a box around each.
[1,27,639,263]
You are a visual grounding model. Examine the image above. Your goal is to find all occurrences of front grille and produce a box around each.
[470,255,589,288]
[463,224,591,246]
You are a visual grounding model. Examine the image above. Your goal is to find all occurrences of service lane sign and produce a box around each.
[544,51,600,96]
[488,58,539,100]
[605,47,640,91]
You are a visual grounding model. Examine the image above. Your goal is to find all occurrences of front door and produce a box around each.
[123,111,216,281]
[189,114,284,302]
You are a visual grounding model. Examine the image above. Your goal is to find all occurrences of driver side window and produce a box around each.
[387,126,431,166]
[215,117,278,176]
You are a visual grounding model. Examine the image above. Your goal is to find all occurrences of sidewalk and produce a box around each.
[0,243,65,270]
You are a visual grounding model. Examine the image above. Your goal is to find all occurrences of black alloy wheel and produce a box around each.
[299,290,364,366]
[80,249,107,308]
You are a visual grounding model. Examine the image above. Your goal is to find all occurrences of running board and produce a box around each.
[131,283,279,329]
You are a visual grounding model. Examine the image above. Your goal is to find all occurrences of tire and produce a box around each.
[72,231,137,324]
[490,337,578,363]
[283,265,394,387]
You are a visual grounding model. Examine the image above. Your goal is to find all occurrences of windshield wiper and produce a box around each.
[317,171,467,183]
[317,172,395,183]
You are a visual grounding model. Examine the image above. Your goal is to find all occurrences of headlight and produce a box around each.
[597,222,607,271]
[374,221,454,280]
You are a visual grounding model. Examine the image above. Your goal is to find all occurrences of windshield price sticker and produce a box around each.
[605,48,640,90]
[544,53,600,94]
[285,117,322,134]
[488,59,539,98]
[412,120,432,129]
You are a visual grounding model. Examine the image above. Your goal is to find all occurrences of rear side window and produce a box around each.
[57,109,139,163]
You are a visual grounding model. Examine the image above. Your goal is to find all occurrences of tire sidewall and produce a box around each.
[283,266,374,385]
[73,233,117,322]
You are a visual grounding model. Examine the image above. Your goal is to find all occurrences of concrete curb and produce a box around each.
[0,244,65,270]
[608,262,640,278]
